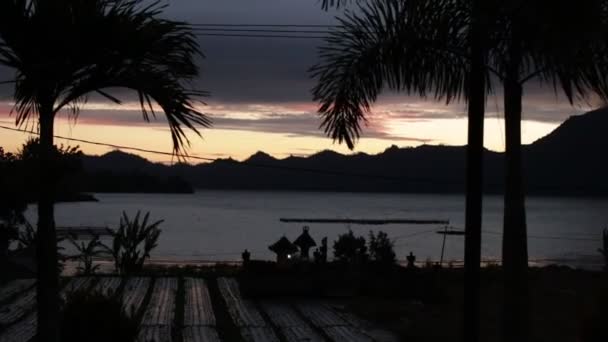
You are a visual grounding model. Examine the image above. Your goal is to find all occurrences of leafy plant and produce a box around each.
[105,211,163,275]
[0,147,27,259]
[368,230,396,266]
[333,230,368,265]
[61,290,139,342]
[13,138,84,200]
[68,234,106,275]
[16,221,66,274]
[599,228,608,271]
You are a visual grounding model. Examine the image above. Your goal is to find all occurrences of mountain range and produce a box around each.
[80,107,608,196]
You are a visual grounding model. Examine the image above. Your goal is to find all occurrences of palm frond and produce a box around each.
[311,0,470,149]
[487,0,608,104]
[320,0,359,10]
[0,0,210,155]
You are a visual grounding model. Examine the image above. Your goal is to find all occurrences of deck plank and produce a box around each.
[282,326,326,342]
[295,302,377,342]
[93,277,122,297]
[182,326,221,342]
[324,326,374,342]
[61,277,94,301]
[184,278,216,326]
[0,312,36,342]
[240,327,280,342]
[141,278,177,326]
[0,288,35,326]
[0,280,35,305]
[260,301,325,342]
[217,278,280,342]
[295,302,347,328]
[122,277,151,317]
[137,325,172,342]
[217,278,266,327]
[0,277,92,342]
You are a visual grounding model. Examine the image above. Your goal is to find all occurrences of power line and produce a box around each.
[0,124,450,183]
[1,124,603,193]
[483,230,598,242]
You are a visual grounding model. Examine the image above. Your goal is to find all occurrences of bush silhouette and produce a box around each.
[333,230,368,265]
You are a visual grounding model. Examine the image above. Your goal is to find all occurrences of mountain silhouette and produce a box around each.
[79,108,608,196]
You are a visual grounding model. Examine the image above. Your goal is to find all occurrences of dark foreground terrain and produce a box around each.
[0,265,606,342]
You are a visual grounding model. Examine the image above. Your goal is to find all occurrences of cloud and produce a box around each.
[0,0,598,131]
[0,100,435,143]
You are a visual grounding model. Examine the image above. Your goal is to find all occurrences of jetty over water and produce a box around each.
[56,226,111,238]
[279,218,449,225]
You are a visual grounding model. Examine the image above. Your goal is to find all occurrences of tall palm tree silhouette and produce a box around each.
[314,0,608,340]
[492,1,606,340]
[0,1,210,340]
[315,0,489,340]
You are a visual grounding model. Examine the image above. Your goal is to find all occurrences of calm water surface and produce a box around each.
[25,191,608,268]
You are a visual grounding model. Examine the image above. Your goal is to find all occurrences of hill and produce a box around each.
[79,108,608,196]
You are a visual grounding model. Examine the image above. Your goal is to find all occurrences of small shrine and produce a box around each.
[268,236,298,265]
[293,226,316,259]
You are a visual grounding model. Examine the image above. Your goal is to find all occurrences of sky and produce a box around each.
[0,0,597,163]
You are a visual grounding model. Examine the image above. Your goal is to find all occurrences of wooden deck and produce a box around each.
[0,277,396,342]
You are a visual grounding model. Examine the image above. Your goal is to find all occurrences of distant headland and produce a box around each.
[77,108,608,197]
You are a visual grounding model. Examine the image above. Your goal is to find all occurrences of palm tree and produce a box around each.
[314,0,608,340]
[490,1,606,340]
[314,0,489,340]
[0,1,210,340]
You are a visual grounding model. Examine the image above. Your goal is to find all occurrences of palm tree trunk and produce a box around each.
[502,34,530,342]
[36,104,60,342]
[463,0,486,341]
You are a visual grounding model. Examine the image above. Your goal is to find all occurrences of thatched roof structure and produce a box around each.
[268,236,298,255]
[293,226,316,250]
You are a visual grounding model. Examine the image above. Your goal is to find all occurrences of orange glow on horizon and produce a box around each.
[1,114,559,164]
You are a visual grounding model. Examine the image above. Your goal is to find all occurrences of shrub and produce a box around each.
[60,290,138,342]
[0,150,27,260]
[333,230,368,264]
[368,230,396,266]
[105,211,162,274]
[14,221,66,273]
[68,234,105,275]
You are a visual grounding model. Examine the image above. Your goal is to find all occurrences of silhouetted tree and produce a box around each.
[493,2,606,339]
[0,1,209,340]
[314,1,608,340]
[0,148,26,261]
[368,230,396,266]
[313,1,488,340]
[333,230,368,264]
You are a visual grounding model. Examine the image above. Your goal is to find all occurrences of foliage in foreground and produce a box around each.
[60,290,138,342]
[0,147,27,260]
[106,211,163,274]
[68,234,106,275]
